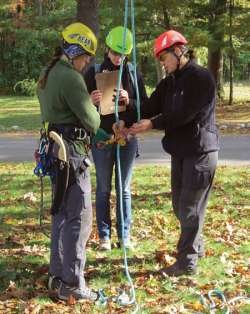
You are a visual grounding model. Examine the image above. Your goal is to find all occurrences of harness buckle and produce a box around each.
[74,127,87,140]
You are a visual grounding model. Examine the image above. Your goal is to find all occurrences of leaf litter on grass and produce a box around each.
[0,163,249,313]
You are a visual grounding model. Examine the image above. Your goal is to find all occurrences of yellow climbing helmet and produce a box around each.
[62,22,97,56]
[106,26,133,55]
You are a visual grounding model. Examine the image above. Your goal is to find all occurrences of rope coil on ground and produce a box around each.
[198,289,250,314]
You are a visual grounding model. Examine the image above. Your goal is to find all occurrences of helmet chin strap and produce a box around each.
[169,45,188,72]
[172,51,183,71]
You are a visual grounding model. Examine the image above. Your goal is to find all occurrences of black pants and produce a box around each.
[171,151,218,269]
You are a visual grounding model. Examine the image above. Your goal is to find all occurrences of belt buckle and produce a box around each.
[75,127,86,140]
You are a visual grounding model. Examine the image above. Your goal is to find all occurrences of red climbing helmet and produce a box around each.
[154,30,188,58]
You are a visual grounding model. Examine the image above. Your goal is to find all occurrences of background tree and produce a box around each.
[0,0,249,99]
[228,0,234,106]
[207,0,227,99]
[77,0,100,37]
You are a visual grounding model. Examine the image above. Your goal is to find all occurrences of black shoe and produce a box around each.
[198,250,205,259]
[160,262,197,277]
[198,238,205,258]
[48,275,62,291]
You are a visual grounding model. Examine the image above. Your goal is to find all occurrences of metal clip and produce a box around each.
[75,127,87,140]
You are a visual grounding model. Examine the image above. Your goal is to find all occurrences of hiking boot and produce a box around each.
[58,283,98,302]
[118,238,134,250]
[198,250,205,259]
[160,262,197,277]
[48,275,62,291]
[198,239,205,258]
[99,239,111,251]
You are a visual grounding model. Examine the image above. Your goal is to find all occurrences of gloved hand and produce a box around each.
[91,128,111,146]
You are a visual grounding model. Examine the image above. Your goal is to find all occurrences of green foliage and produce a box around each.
[1,27,59,92]
[13,78,37,96]
[0,0,249,92]
[0,1,75,94]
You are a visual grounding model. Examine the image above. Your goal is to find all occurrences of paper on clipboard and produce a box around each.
[95,70,126,115]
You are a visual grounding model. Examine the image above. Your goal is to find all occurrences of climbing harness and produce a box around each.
[34,128,70,234]
[199,289,250,314]
[34,129,54,237]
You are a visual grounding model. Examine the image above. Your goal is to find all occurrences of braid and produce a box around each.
[38,46,62,89]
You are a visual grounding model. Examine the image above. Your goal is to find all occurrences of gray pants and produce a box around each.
[171,151,218,269]
[49,143,92,289]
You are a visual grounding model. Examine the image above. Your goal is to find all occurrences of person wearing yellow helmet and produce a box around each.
[37,22,101,302]
[84,26,148,251]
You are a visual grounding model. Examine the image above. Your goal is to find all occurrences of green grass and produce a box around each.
[0,96,40,131]
[0,163,249,313]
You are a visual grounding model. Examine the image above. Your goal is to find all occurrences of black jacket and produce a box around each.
[142,60,219,157]
[84,55,148,134]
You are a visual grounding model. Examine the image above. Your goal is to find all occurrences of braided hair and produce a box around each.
[38,46,62,89]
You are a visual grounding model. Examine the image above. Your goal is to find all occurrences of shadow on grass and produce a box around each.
[0,254,49,297]
[85,255,162,280]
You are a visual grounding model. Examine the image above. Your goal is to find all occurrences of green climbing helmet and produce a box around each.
[105,26,133,55]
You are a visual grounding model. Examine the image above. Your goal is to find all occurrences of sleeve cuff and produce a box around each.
[150,114,164,130]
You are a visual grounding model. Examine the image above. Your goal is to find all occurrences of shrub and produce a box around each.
[13,78,37,96]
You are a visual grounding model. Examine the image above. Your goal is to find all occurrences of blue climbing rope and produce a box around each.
[112,0,139,312]
[199,289,250,314]
[130,0,140,121]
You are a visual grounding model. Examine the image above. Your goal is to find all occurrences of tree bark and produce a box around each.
[228,0,234,106]
[208,0,227,100]
[155,58,165,83]
[76,0,100,37]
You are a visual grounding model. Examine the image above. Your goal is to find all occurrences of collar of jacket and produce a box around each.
[101,53,128,72]
[173,59,194,79]
[60,55,74,69]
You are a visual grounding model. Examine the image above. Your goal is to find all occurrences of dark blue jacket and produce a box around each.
[142,60,219,157]
[84,55,148,134]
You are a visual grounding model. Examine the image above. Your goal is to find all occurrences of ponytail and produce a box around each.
[185,49,196,60]
[38,46,63,89]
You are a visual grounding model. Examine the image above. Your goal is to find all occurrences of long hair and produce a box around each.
[38,46,63,89]
[185,49,196,60]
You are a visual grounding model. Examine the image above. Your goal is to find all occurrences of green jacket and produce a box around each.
[37,58,100,135]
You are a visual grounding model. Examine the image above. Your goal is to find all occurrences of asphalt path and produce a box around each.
[0,134,249,165]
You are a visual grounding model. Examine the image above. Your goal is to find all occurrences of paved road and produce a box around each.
[0,135,249,165]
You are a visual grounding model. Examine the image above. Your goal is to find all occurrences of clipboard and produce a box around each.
[95,70,126,115]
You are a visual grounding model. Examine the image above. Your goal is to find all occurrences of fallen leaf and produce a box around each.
[67,294,76,305]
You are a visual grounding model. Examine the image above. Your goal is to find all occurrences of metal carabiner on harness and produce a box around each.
[34,129,51,177]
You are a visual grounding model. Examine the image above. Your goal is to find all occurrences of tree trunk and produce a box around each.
[208,49,224,99]
[228,0,234,106]
[76,0,100,37]
[155,58,165,82]
[37,0,43,16]
[208,0,227,100]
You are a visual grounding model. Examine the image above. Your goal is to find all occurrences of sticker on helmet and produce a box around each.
[161,35,168,47]
[69,33,92,48]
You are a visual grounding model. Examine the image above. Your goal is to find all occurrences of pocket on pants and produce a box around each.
[191,168,211,189]
[67,142,90,194]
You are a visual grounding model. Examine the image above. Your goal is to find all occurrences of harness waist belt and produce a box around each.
[48,124,88,141]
